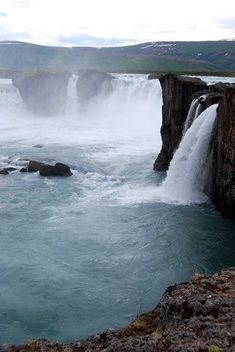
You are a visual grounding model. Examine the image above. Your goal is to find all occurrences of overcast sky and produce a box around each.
[0,0,235,46]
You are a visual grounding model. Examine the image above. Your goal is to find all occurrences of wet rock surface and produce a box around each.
[40,162,73,176]
[1,268,234,351]
[2,159,73,177]
[211,86,235,220]
[0,167,17,175]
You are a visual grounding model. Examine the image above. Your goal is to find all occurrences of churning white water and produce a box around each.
[158,104,218,204]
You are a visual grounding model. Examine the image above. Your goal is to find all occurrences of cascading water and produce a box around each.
[183,94,207,134]
[75,74,163,140]
[0,74,234,345]
[0,74,162,148]
[158,104,218,205]
[0,78,25,115]
[66,73,79,116]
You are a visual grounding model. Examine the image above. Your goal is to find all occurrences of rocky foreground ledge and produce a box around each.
[1,268,234,352]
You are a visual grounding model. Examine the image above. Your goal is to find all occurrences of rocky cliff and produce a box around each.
[0,267,234,352]
[154,74,208,171]
[154,74,235,220]
[211,86,235,219]
[12,71,71,116]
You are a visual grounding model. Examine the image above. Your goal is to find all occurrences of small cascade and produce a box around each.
[183,94,207,134]
[158,104,218,204]
[0,78,25,114]
[66,73,79,116]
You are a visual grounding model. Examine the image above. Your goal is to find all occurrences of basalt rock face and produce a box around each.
[12,71,71,116]
[1,268,234,352]
[211,86,235,219]
[76,70,113,107]
[154,74,208,171]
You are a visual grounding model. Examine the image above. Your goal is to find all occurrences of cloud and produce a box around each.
[0,23,32,42]
[0,0,235,45]
[56,34,137,47]
[215,17,235,31]
[14,0,32,8]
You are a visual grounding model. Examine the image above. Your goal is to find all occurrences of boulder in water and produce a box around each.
[39,162,73,177]
[28,160,45,172]
[19,160,73,176]
[33,144,44,148]
[0,169,9,175]
[0,167,17,175]
[20,167,28,173]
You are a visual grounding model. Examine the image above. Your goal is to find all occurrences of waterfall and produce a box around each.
[87,74,162,135]
[66,73,79,116]
[0,78,25,115]
[0,74,162,149]
[158,104,217,205]
[183,94,207,134]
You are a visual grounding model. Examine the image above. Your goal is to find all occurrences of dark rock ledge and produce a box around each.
[1,267,234,352]
[0,160,73,177]
[21,160,73,176]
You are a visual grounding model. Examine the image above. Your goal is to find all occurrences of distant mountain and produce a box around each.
[0,40,234,73]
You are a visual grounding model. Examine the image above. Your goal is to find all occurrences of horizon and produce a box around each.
[0,38,235,49]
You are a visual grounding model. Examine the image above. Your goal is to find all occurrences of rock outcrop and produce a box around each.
[211,86,235,219]
[19,160,73,176]
[0,267,234,351]
[40,162,73,177]
[76,70,113,107]
[12,71,71,116]
[0,167,17,175]
[154,74,208,171]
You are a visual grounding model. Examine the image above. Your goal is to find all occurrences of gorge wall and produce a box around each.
[154,74,235,220]
[211,87,235,219]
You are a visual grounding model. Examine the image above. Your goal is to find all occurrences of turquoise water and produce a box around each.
[0,142,234,344]
[0,75,234,344]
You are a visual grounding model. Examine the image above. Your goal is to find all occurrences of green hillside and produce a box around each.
[0,40,234,73]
